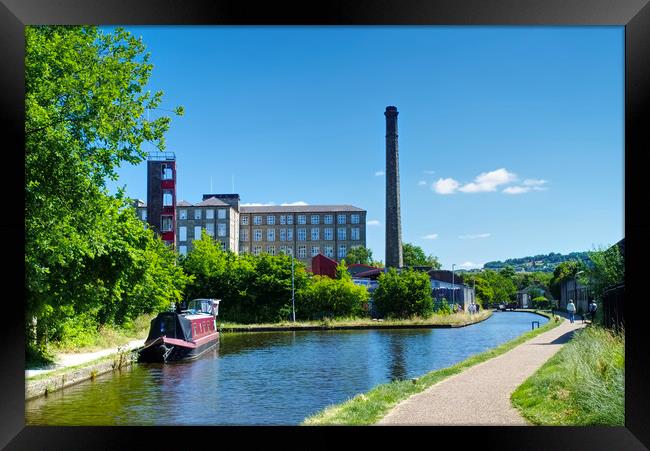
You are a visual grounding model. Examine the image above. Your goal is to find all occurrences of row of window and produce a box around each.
[239,244,350,259]
[241,213,360,226]
[178,209,228,220]
[178,224,227,241]
[178,240,228,256]
[241,227,361,242]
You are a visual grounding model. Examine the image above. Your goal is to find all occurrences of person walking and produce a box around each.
[567,299,576,324]
[588,299,598,324]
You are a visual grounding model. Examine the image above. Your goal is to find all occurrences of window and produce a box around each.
[351,228,360,240]
[241,215,249,225]
[267,229,275,241]
[324,245,334,258]
[280,215,286,225]
[311,228,319,241]
[179,209,187,220]
[287,229,293,241]
[141,210,147,221]
[220,241,227,251]
[206,209,214,220]
[194,226,202,239]
[286,246,293,256]
[194,209,202,220]
[297,215,306,225]
[206,223,215,237]
[337,214,346,224]
[286,215,294,225]
[218,223,226,237]
[253,245,262,256]
[351,214,360,224]
[179,226,187,241]
[253,215,262,225]
[311,246,320,257]
[324,228,333,241]
[162,164,173,180]
[280,229,286,241]
[297,228,306,241]
[297,245,307,258]
[311,215,319,225]
[267,215,275,225]
[178,245,187,256]
[338,244,347,259]
[337,227,346,240]
[324,214,333,224]
[241,245,249,254]
[159,215,172,232]
[240,229,249,242]
[163,190,173,206]
[218,209,226,219]
[267,245,275,256]
[253,229,262,241]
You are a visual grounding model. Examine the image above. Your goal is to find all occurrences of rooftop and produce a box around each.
[240,205,365,213]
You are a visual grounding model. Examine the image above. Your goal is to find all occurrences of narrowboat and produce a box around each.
[138,298,221,363]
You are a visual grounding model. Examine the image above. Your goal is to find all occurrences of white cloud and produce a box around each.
[460,261,482,269]
[422,233,439,240]
[418,180,427,186]
[367,219,381,226]
[241,202,276,206]
[503,186,530,195]
[458,168,517,193]
[375,171,385,176]
[280,201,309,206]
[433,178,460,194]
[459,233,491,240]
[423,170,435,174]
[523,178,547,186]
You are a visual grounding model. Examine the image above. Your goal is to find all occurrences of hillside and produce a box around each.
[483,251,590,273]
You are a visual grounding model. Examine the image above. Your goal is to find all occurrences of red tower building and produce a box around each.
[146,152,176,247]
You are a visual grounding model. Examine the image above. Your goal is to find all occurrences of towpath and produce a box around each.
[378,316,586,425]
[25,339,145,379]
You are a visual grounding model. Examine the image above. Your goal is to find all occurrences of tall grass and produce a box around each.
[511,326,624,425]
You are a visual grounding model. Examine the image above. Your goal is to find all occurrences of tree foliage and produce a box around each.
[345,246,374,265]
[588,245,624,300]
[297,276,369,320]
[402,243,441,269]
[25,26,186,353]
[373,268,433,318]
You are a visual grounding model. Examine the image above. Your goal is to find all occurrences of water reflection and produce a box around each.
[26,312,547,425]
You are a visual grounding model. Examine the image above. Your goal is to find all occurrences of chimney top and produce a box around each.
[385,106,398,116]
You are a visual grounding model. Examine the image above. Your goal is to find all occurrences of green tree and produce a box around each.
[588,245,624,300]
[335,259,352,281]
[297,276,369,320]
[373,268,433,318]
[345,246,374,265]
[549,260,586,300]
[25,26,185,354]
[402,243,441,269]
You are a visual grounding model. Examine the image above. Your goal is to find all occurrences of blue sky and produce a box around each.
[106,26,624,269]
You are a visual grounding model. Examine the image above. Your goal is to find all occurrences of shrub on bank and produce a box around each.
[297,276,369,320]
[373,268,433,318]
[531,296,550,310]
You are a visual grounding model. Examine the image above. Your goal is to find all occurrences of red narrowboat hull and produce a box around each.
[138,331,219,363]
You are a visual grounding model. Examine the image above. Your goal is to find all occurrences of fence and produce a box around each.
[601,283,624,331]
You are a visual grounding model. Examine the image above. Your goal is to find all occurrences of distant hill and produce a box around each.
[483,251,591,273]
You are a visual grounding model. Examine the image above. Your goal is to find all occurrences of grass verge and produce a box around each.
[302,311,559,425]
[511,325,624,425]
[220,310,492,332]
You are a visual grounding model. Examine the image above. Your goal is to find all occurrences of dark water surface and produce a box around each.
[25,311,547,425]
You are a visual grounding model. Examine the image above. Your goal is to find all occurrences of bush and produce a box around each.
[373,268,433,318]
[435,298,452,315]
[532,296,550,310]
[298,276,369,320]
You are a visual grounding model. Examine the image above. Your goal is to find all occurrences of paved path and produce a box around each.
[378,317,586,425]
[25,339,145,379]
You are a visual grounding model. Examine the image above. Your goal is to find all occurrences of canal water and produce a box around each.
[25,311,547,425]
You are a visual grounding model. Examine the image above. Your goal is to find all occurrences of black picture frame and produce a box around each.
[2,0,648,449]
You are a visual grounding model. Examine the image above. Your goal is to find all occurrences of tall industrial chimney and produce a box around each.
[385,106,403,268]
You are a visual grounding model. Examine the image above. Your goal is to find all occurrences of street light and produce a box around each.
[291,255,296,322]
[452,264,456,307]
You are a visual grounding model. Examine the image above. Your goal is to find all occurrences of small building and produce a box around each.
[560,278,591,314]
[311,253,338,278]
[516,284,553,309]
[428,270,475,310]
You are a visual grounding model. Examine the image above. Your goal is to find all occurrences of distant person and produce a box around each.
[567,299,576,324]
[588,299,598,324]
[476,303,480,313]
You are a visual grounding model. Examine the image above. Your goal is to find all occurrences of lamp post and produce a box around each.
[452,264,456,307]
[291,255,296,322]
